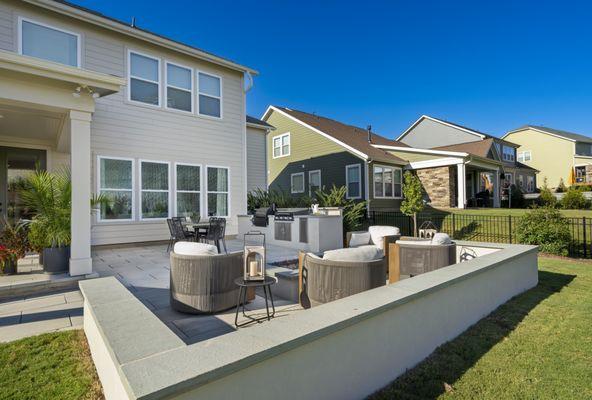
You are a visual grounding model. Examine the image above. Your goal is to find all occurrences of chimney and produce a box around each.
[367,125,372,143]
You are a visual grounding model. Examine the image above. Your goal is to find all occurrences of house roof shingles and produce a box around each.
[512,125,592,143]
[246,115,274,129]
[272,107,407,164]
[432,138,495,158]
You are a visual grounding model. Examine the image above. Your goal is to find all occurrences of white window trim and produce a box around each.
[139,159,170,221]
[373,164,402,199]
[272,132,291,159]
[165,61,194,114]
[205,165,230,218]
[345,164,362,199]
[308,169,321,196]
[18,16,82,68]
[197,71,223,119]
[127,49,162,108]
[173,162,202,218]
[502,146,515,162]
[291,172,305,194]
[96,156,135,223]
[518,150,532,162]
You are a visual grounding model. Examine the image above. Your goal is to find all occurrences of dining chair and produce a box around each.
[198,217,227,253]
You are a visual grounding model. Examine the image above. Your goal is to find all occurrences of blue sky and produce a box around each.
[74,0,592,139]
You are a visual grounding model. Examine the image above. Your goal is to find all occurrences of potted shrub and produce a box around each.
[0,219,29,275]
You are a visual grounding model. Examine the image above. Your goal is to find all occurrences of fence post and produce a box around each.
[451,213,456,239]
[508,215,512,244]
[583,217,587,258]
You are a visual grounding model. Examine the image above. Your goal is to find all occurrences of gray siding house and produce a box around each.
[0,0,263,276]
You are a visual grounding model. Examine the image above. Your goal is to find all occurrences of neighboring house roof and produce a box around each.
[30,0,257,74]
[432,138,495,158]
[263,106,407,164]
[246,115,275,130]
[504,125,592,143]
[398,115,519,147]
[515,161,538,171]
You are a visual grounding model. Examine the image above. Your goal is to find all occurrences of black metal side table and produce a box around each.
[234,276,276,328]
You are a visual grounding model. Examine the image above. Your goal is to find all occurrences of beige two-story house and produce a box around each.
[0,0,263,276]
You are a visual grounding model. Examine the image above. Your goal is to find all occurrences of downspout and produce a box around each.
[365,159,371,217]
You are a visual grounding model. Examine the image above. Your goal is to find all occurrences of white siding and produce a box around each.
[246,127,267,192]
[0,2,248,246]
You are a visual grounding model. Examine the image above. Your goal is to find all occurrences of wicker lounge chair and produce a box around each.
[170,245,243,314]
[298,247,386,309]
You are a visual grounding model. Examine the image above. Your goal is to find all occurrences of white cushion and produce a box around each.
[431,233,452,245]
[368,226,400,250]
[323,245,383,262]
[174,241,219,256]
[349,231,371,247]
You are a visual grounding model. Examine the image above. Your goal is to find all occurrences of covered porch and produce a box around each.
[462,159,501,208]
[0,49,124,277]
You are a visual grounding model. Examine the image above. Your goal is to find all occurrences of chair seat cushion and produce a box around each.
[368,225,401,250]
[349,231,371,247]
[174,241,219,256]
[323,245,383,262]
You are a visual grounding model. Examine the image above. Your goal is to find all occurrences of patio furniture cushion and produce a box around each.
[173,241,218,256]
[348,231,371,247]
[323,245,383,262]
[431,233,452,245]
[369,226,401,250]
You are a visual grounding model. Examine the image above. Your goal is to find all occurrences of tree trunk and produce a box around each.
[413,213,417,237]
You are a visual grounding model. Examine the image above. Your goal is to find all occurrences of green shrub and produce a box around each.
[569,184,592,192]
[508,184,525,208]
[555,178,567,193]
[515,207,571,255]
[560,188,589,209]
[315,185,367,232]
[539,178,557,208]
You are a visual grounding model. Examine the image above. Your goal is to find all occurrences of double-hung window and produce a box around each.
[198,72,222,118]
[175,164,201,218]
[19,18,80,67]
[309,170,321,196]
[273,133,290,158]
[502,146,515,162]
[129,51,161,106]
[207,167,229,217]
[98,157,134,221]
[373,165,402,198]
[291,172,305,194]
[346,164,362,199]
[517,150,531,162]
[166,63,193,112]
[140,161,169,219]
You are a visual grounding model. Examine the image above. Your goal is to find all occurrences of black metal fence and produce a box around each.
[364,211,592,258]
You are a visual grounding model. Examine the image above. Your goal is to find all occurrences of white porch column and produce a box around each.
[457,163,466,209]
[493,168,501,208]
[69,110,93,276]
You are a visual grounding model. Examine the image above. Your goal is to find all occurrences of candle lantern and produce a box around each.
[243,231,266,281]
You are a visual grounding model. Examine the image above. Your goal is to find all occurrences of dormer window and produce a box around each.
[502,146,515,162]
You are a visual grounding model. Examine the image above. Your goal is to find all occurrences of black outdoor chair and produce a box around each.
[167,218,196,252]
[197,217,227,253]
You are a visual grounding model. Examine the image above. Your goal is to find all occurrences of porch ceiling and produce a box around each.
[0,103,66,146]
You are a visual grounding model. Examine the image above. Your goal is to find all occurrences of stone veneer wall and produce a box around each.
[416,166,457,208]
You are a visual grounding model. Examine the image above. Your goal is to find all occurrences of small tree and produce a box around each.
[400,171,424,236]
[556,178,567,193]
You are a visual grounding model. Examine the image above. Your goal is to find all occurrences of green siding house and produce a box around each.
[262,106,407,211]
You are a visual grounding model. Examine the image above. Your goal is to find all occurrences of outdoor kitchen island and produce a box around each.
[237,208,343,253]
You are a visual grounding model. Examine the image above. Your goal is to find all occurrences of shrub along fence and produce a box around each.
[364,211,592,258]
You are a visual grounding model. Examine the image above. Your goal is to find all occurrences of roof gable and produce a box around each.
[504,125,592,143]
[397,115,489,142]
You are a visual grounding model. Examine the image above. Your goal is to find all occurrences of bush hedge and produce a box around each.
[515,207,572,256]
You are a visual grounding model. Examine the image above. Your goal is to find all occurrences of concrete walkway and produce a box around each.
[0,289,83,343]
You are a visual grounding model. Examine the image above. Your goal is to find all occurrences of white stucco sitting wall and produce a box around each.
[81,242,538,400]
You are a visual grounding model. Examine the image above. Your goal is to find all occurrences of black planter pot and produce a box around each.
[42,246,70,275]
[1,259,17,275]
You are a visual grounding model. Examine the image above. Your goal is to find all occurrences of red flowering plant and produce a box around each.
[0,218,29,274]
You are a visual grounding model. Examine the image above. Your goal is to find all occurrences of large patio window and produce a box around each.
[176,163,200,218]
[129,51,161,106]
[373,165,402,198]
[207,167,229,217]
[140,161,169,219]
[198,72,222,118]
[346,164,362,199]
[98,157,134,221]
[19,18,80,67]
[166,62,193,112]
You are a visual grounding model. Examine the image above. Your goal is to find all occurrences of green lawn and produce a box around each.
[0,330,103,400]
[433,207,592,218]
[370,256,592,399]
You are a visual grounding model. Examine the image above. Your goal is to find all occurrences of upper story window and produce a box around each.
[373,165,402,199]
[198,72,222,118]
[517,150,532,162]
[166,63,193,112]
[129,51,161,106]
[575,142,592,156]
[502,146,515,162]
[19,18,80,67]
[273,133,290,158]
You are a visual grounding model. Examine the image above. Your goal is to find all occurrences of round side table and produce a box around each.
[234,276,276,328]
